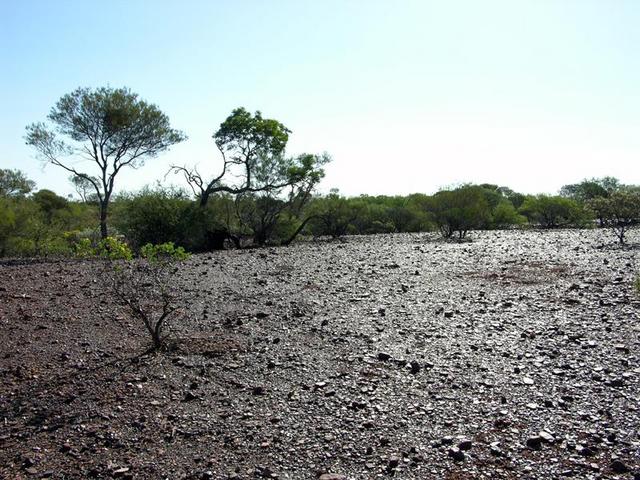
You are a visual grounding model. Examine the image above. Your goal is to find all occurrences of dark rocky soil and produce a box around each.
[1,230,639,480]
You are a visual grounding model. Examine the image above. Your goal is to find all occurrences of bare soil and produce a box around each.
[1,230,639,479]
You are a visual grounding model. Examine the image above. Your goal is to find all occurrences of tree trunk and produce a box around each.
[253,230,267,247]
[199,192,210,208]
[100,200,109,239]
[282,215,317,246]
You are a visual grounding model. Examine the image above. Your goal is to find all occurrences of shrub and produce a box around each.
[491,199,526,228]
[306,193,360,239]
[72,238,95,258]
[115,186,216,251]
[519,195,590,228]
[73,236,133,260]
[97,236,133,260]
[109,242,190,350]
[140,242,189,261]
[560,177,621,202]
[426,185,491,240]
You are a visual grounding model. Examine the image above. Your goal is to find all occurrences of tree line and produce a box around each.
[1,85,638,257]
[3,169,639,257]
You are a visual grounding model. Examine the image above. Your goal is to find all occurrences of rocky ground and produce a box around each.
[1,229,639,480]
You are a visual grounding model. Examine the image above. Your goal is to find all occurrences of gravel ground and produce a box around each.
[1,229,639,480]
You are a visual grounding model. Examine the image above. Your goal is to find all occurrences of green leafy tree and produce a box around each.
[588,192,640,244]
[171,109,329,248]
[478,184,526,228]
[0,169,35,197]
[32,189,68,223]
[560,177,621,202]
[171,108,328,204]
[25,86,186,239]
[307,192,360,239]
[405,193,435,231]
[519,195,589,228]
[0,170,36,255]
[491,200,525,228]
[115,186,207,250]
[171,108,293,207]
[233,153,330,246]
[427,185,491,240]
[496,187,526,209]
[0,188,95,257]
[70,175,99,203]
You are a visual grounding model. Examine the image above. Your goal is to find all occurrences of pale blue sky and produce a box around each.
[2,0,639,197]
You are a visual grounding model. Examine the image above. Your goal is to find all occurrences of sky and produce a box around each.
[1,0,639,198]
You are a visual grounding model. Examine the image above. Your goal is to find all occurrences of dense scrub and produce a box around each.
[2,171,640,256]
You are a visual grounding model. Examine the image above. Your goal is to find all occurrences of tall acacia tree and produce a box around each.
[26,87,186,238]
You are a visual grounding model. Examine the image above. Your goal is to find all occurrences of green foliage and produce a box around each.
[25,86,186,238]
[307,193,361,238]
[109,241,190,349]
[74,236,187,263]
[3,172,639,254]
[0,169,35,197]
[72,238,95,258]
[70,236,132,260]
[95,237,133,260]
[560,177,624,207]
[405,194,435,231]
[309,188,507,239]
[70,175,99,203]
[491,199,526,228]
[588,192,640,244]
[171,108,330,218]
[476,185,526,228]
[426,185,491,240]
[32,189,69,223]
[0,197,17,255]
[229,153,330,246]
[519,195,590,228]
[0,184,97,257]
[115,186,211,250]
[214,107,290,161]
[235,194,284,246]
[140,242,190,262]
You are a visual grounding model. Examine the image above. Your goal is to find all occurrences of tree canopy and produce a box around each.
[427,185,491,240]
[0,169,36,197]
[25,86,185,237]
[588,192,640,244]
[171,108,325,208]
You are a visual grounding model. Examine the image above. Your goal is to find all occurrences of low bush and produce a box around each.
[108,242,190,350]
[73,236,133,260]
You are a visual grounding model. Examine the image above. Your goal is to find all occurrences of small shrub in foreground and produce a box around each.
[107,242,190,350]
